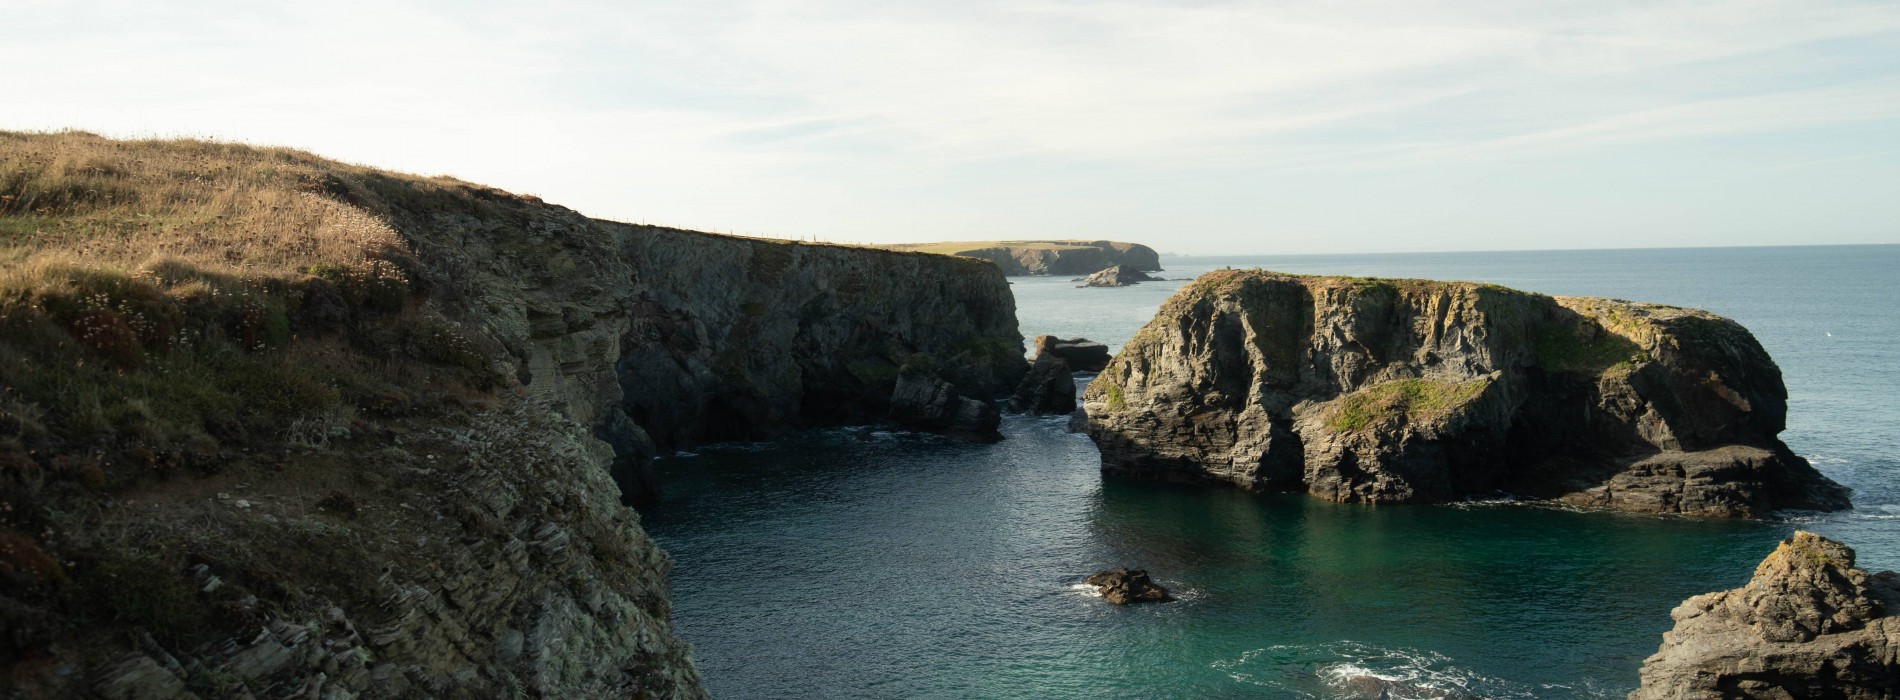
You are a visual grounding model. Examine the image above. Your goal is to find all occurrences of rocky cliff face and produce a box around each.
[408,204,1026,502]
[1631,532,1900,699]
[1082,270,1849,517]
[0,133,1023,698]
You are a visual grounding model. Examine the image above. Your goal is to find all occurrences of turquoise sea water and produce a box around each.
[645,245,1900,699]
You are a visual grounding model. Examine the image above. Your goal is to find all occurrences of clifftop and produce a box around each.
[876,239,1162,276]
[0,131,1023,697]
[1083,269,1848,517]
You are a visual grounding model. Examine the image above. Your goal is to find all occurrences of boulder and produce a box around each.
[1084,270,1851,517]
[1074,265,1161,287]
[1086,568,1173,604]
[1010,354,1076,415]
[1630,532,1900,699]
[890,367,1001,439]
[1033,335,1112,372]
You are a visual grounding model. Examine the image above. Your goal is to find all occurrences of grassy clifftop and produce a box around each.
[0,131,707,697]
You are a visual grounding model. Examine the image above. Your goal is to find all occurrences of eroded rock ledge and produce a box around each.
[1082,270,1849,517]
[1631,532,1900,699]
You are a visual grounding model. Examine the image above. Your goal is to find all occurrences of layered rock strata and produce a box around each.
[1083,270,1849,517]
[1631,532,1900,698]
[404,206,1027,500]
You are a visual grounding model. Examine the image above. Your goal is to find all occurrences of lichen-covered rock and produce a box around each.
[1630,532,1900,699]
[1010,354,1076,415]
[1083,270,1849,517]
[1033,335,1112,372]
[1075,265,1161,287]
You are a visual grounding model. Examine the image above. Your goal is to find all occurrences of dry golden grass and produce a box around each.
[0,130,414,276]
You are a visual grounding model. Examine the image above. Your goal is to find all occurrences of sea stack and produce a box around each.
[1081,270,1850,517]
[1631,532,1900,698]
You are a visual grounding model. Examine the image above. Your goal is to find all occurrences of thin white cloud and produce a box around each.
[2,0,1898,250]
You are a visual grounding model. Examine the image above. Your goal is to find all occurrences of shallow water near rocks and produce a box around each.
[645,245,1900,699]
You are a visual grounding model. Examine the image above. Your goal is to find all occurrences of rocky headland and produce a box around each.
[1631,532,1900,698]
[1081,269,1850,517]
[0,132,1024,697]
[877,240,1162,277]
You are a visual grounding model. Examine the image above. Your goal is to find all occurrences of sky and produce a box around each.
[3,0,1898,254]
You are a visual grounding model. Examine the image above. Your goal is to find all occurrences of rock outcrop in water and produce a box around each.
[1075,265,1162,288]
[1082,270,1850,517]
[1034,335,1112,372]
[1086,568,1172,604]
[0,133,1025,698]
[1010,354,1076,415]
[877,240,1162,276]
[1631,532,1900,699]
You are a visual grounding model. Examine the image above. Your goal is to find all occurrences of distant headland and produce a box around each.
[874,240,1161,276]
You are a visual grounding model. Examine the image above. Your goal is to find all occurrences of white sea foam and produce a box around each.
[1210,640,1619,699]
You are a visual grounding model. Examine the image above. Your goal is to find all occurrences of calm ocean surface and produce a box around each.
[645,245,1900,699]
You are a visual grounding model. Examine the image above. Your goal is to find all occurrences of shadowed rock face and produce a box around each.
[417,213,1028,503]
[1082,270,1849,517]
[1034,335,1111,372]
[1631,532,1900,699]
[1011,353,1077,415]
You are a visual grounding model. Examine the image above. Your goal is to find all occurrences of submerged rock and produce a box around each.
[1010,353,1076,415]
[1086,568,1173,604]
[1630,532,1900,699]
[1075,265,1162,287]
[1033,335,1112,372]
[1083,270,1850,517]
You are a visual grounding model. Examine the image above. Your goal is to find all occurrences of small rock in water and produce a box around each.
[1086,567,1172,604]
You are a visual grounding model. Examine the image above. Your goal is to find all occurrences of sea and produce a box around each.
[643,245,1900,699]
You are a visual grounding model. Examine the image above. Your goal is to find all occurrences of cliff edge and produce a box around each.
[1082,269,1848,517]
[0,132,1023,697]
[1631,532,1900,699]
[876,240,1162,276]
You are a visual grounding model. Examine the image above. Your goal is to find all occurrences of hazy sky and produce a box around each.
[4,0,1898,254]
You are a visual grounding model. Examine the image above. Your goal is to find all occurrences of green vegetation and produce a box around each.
[1534,323,1648,374]
[1103,382,1126,411]
[0,131,516,656]
[1327,378,1490,433]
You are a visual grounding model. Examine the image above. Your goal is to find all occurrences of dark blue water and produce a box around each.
[645,245,1900,699]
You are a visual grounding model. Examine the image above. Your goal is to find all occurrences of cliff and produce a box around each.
[1082,269,1849,517]
[0,132,1023,697]
[1631,532,1900,698]
[876,240,1162,276]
